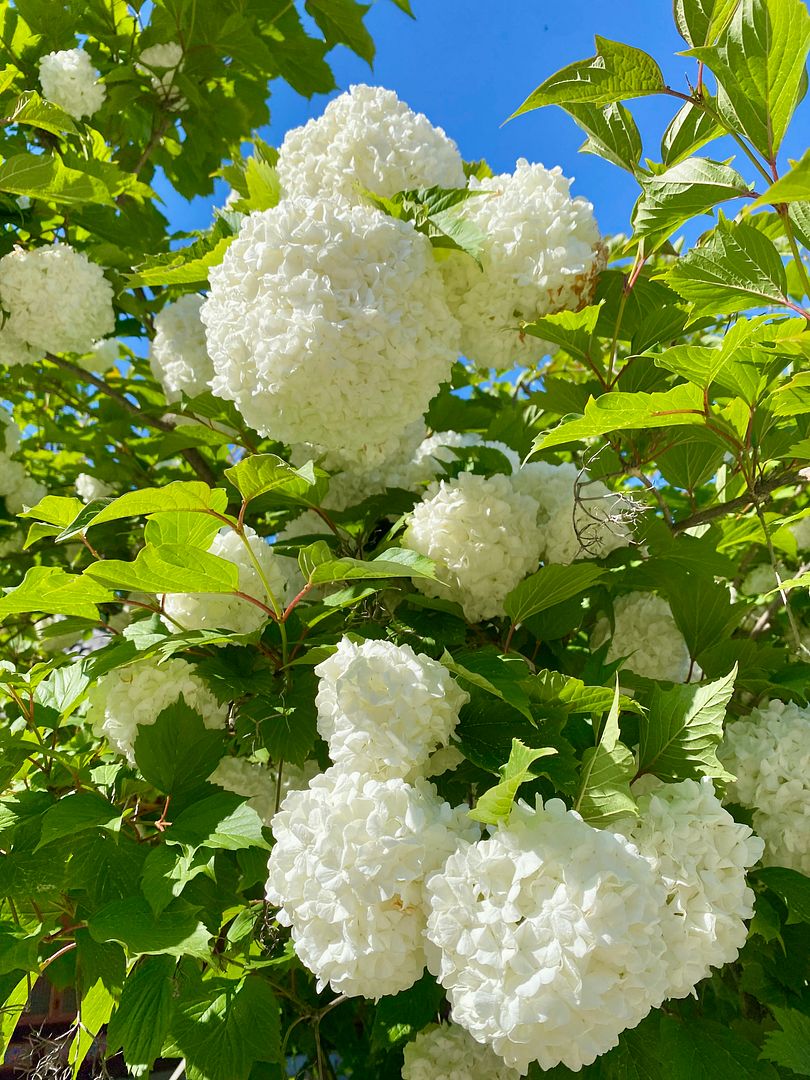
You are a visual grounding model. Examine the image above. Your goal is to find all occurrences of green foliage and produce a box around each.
[469,738,558,824]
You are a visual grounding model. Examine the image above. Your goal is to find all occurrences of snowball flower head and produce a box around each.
[0,411,46,513]
[277,84,465,204]
[425,797,669,1074]
[719,699,810,874]
[38,48,105,119]
[616,777,763,1000]
[413,429,521,475]
[0,244,114,358]
[266,767,477,999]
[202,198,459,464]
[78,337,118,372]
[209,756,321,824]
[592,592,694,683]
[75,473,113,503]
[512,460,633,563]
[85,657,227,762]
[161,526,289,635]
[314,637,468,780]
[440,160,603,370]
[139,42,186,110]
[150,294,213,402]
[402,1023,519,1080]
[404,471,542,621]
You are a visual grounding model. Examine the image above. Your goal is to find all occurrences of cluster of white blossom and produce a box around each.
[266,768,477,999]
[314,638,468,780]
[150,295,213,402]
[38,48,105,119]
[591,592,695,683]
[202,197,459,464]
[78,337,119,372]
[512,460,633,563]
[85,657,227,762]
[0,244,114,362]
[425,797,670,1073]
[0,411,46,513]
[138,42,186,110]
[208,756,320,824]
[404,471,543,620]
[440,160,603,370]
[75,473,114,503]
[161,526,288,634]
[277,84,466,203]
[720,699,810,874]
[402,1023,519,1080]
[616,777,763,999]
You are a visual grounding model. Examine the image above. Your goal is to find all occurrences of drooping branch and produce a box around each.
[672,469,804,534]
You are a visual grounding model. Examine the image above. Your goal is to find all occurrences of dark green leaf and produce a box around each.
[133,699,227,806]
[106,955,177,1075]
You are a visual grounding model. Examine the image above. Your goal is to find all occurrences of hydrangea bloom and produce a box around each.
[202,198,460,464]
[276,84,465,203]
[0,244,114,358]
[425,798,669,1074]
[0,411,46,513]
[404,471,542,621]
[75,473,113,503]
[440,160,603,370]
[591,592,695,683]
[266,767,477,999]
[161,526,288,634]
[150,294,213,402]
[413,430,521,474]
[209,756,321,823]
[38,48,105,119]
[85,657,227,762]
[314,637,468,780]
[512,461,632,563]
[139,42,186,110]
[616,777,763,1000]
[719,700,810,874]
[78,337,118,372]
[402,1023,519,1080]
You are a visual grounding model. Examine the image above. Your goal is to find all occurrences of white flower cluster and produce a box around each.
[266,767,476,999]
[85,657,227,762]
[404,471,543,621]
[402,1023,519,1080]
[208,756,320,824]
[0,411,46,513]
[78,337,118,372]
[161,526,288,635]
[277,84,466,203]
[592,592,695,683]
[616,777,763,999]
[720,699,810,874]
[139,42,186,111]
[314,638,468,780]
[38,48,105,119]
[440,160,603,370]
[202,197,459,464]
[0,244,114,363]
[425,798,670,1073]
[75,473,114,503]
[150,294,213,402]
[512,460,632,563]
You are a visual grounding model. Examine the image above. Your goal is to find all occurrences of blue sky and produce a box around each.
[157,0,810,238]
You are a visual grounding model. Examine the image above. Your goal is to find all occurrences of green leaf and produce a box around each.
[504,563,607,625]
[308,547,437,585]
[754,866,810,922]
[107,955,176,1077]
[241,155,282,212]
[20,494,84,527]
[674,0,740,45]
[0,152,113,205]
[0,975,30,1060]
[37,792,120,850]
[128,234,234,288]
[305,0,374,64]
[165,793,270,852]
[761,1009,810,1076]
[89,897,212,958]
[566,101,643,173]
[144,511,223,549]
[510,37,665,115]
[225,454,328,508]
[689,0,810,159]
[521,303,603,364]
[638,666,737,781]
[634,158,753,237]
[364,185,489,262]
[0,566,114,623]
[659,1017,778,1080]
[441,648,534,721]
[87,481,228,528]
[750,147,810,208]
[8,89,78,134]
[533,383,706,451]
[171,976,282,1080]
[666,216,788,320]
[469,738,557,825]
[133,699,227,806]
[83,543,239,595]
[661,102,724,166]
[575,680,638,825]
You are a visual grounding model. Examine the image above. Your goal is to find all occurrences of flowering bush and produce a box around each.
[0,2,808,1079]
